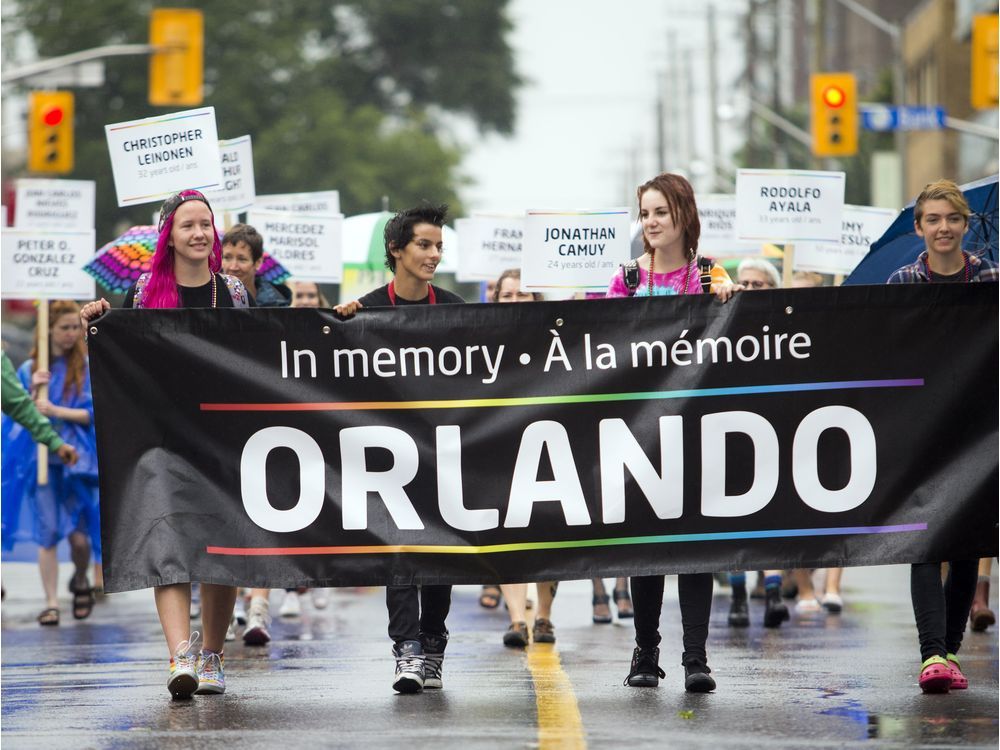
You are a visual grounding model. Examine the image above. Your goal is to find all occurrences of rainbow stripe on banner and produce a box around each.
[207,523,928,556]
[201,378,924,412]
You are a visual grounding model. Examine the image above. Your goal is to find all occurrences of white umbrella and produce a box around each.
[342,212,459,273]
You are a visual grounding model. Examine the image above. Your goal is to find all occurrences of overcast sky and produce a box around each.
[457,0,749,215]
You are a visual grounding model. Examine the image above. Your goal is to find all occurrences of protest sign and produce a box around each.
[793,205,898,276]
[253,190,340,216]
[521,208,631,292]
[735,169,845,243]
[456,214,524,282]
[15,179,95,231]
[105,107,222,207]
[2,229,96,299]
[88,285,997,591]
[696,194,761,256]
[203,135,256,213]
[247,209,343,282]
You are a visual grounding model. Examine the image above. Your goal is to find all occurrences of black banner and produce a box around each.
[89,284,998,592]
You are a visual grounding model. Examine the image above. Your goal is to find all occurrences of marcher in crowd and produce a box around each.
[221,223,291,307]
[289,279,330,308]
[335,203,463,694]
[1,303,100,627]
[887,178,997,693]
[605,172,740,693]
[81,189,252,699]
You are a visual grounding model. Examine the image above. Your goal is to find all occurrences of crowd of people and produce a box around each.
[1,175,994,702]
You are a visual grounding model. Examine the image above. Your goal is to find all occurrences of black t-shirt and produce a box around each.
[123,273,255,308]
[357,283,465,307]
[929,268,966,283]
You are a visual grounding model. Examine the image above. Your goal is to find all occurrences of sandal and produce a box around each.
[71,578,95,620]
[613,588,634,619]
[919,655,953,694]
[592,593,612,624]
[479,585,501,609]
[38,607,60,626]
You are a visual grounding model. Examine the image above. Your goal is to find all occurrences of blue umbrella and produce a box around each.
[844,174,998,285]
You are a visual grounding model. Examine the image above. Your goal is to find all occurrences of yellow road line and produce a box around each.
[526,643,587,749]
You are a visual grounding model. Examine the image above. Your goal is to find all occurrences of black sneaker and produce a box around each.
[392,640,425,693]
[763,588,790,628]
[624,647,665,687]
[683,660,716,693]
[728,587,750,628]
[423,651,444,689]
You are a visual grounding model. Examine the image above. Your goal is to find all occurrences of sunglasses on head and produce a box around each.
[158,191,211,232]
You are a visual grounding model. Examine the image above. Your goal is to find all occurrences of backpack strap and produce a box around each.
[220,274,250,308]
[621,259,640,297]
[133,272,151,309]
[697,256,715,294]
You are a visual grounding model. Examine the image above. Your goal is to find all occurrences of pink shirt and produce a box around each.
[604,262,703,298]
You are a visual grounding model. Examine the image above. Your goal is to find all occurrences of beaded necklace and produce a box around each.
[923,251,971,282]
[646,249,693,296]
[210,273,218,307]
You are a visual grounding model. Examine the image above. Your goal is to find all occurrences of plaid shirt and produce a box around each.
[887,251,999,284]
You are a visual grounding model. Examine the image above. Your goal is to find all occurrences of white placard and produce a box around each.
[15,179,95,231]
[521,208,631,292]
[105,107,222,207]
[204,135,256,212]
[735,169,845,243]
[2,229,96,300]
[695,194,761,256]
[253,190,340,216]
[456,214,524,282]
[794,205,898,275]
[247,210,343,283]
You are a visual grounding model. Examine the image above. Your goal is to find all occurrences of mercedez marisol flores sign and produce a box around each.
[87,285,998,592]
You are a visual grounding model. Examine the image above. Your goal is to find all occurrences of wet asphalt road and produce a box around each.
[1,563,997,749]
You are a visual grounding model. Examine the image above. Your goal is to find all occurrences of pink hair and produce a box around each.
[142,190,223,308]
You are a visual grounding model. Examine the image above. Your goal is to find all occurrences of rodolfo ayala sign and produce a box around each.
[735,169,845,243]
[105,107,223,207]
[521,208,631,292]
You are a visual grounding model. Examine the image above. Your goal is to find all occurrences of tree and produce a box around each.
[3,0,521,240]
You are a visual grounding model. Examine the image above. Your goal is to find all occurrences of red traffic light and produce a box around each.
[821,85,846,108]
[42,106,64,126]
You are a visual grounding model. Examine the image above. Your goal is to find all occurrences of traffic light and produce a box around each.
[810,73,858,158]
[971,14,998,109]
[149,8,204,106]
[28,91,74,174]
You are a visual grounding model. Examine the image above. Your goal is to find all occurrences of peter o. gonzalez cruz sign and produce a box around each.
[15,178,95,231]
[735,169,846,244]
[2,228,96,300]
[521,208,632,293]
[105,106,223,207]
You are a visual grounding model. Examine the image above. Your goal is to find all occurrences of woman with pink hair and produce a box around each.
[81,189,250,700]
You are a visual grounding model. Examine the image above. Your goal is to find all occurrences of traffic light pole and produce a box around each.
[1,44,157,85]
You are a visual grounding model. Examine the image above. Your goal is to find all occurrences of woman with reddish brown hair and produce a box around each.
[1,300,101,626]
[605,172,740,693]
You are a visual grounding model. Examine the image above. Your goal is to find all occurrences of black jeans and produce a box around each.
[631,573,713,665]
[386,584,452,650]
[910,560,978,662]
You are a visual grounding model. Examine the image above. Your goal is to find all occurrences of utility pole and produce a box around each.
[771,0,788,168]
[656,74,667,173]
[707,4,722,190]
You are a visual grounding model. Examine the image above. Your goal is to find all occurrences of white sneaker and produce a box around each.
[244,597,272,646]
[279,591,301,618]
[311,588,330,610]
[225,617,237,642]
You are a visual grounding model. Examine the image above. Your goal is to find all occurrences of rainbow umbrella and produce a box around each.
[84,225,291,293]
